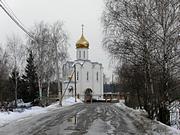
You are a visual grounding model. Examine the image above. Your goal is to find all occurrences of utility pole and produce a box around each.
[74,65,77,102]
[72,61,85,102]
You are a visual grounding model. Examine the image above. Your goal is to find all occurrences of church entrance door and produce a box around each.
[84,88,93,103]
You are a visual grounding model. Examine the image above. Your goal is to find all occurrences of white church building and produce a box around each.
[62,29,103,101]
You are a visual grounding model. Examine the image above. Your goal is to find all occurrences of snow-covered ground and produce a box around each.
[115,101,180,135]
[0,97,82,127]
[1,98,180,135]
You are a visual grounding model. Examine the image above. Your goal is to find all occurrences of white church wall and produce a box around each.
[77,61,92,98]
[100,66,104,99]
[62,82,74,99]
[92,63,103,99]
[63,60,104,101]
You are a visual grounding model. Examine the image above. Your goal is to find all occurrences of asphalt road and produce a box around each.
[0,103,148,135]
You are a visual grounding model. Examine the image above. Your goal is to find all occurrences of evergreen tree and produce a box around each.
[22,51,38,102]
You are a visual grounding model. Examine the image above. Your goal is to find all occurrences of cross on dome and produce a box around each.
[82,24,84,35]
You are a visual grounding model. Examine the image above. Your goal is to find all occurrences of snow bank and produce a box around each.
[62,97,82,106]
[46,97,83,109]
[0,107,47,127]
[115,102,180,135]
[0,97,82,128]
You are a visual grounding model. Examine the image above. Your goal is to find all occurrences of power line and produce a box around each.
[0,1,34,40]
[1,0,22,25]
[0,0,28,32]
[0,2,50,44]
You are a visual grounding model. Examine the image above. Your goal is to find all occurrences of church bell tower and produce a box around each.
[76,25,89,60]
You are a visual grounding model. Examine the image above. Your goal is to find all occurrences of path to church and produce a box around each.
[0,103,147,135]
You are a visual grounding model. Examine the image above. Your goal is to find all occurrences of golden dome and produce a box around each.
[76,34,89,48]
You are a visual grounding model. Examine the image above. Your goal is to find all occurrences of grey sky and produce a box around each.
[0,0,113,80]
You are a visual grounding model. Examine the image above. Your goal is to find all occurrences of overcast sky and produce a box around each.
[0,0,113,80]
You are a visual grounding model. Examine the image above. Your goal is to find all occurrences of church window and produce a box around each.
[84,51,85,58]
[87,72,89,81]
[96,72,98,81]
[77,71,79,80]
[79,51,81,58]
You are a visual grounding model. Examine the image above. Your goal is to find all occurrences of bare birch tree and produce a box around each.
[102,0,180,124]
[49,21,68,106]
[6,34,25,107]
[28,22,50,101]
[28,21,68,105]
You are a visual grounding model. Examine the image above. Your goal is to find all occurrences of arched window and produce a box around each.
[79,51,81,59]
[84,51,85,59]
[87,72,89,81]
[96,72,98,81]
